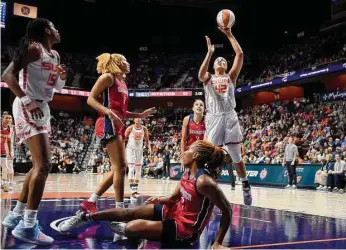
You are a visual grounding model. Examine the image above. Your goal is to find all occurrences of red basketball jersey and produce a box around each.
[186,114,205,148]
[0,125,11,156]
[98,76,129,136]
[105,77,129,120]
[163,169,214,240]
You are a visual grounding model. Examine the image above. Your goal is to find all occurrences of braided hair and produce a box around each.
[13,18,51,66]
[195,140,226,178]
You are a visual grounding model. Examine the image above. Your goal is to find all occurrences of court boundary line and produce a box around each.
[234,237,346,248]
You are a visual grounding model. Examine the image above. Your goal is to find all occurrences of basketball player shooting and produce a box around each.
[125,118,151,198]
[198,27,252,205]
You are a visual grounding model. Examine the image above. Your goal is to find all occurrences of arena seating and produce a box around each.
[14,112,94,174]
[2,27,344,91]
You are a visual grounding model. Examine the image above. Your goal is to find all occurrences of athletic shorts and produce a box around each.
[126,147,143,166]
[13,97,51,143]
[95,116,125,148]
[205,110,243,146]
[153,204,197,249]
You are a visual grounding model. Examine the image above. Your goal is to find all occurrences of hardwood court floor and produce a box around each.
[2,173,346,219]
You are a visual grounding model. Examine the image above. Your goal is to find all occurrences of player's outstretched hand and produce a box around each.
[211,243,231,250]
[205,36,215,54]
[144,197,161,205]
[140,107,157,118]
[218,27,232,37]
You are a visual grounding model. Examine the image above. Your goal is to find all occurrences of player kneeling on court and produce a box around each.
[58,140,232,249]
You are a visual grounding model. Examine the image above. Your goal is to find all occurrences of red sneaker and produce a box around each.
[80,200,97,213]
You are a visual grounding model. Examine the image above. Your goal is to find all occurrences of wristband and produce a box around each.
[20,96,32,106]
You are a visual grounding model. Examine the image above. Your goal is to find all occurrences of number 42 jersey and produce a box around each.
[204,74,236,114]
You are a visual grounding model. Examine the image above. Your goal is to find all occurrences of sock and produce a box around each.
[24,209,38,227]
[13,201,26,217]
[88,193,100,203]
[130,184,135,194]
[116,202,124,208]
[240,177,247,181]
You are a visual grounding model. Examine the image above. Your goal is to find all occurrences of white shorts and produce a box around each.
[126,147,143,166]
[13,97,51,142]
[205,110,243,146]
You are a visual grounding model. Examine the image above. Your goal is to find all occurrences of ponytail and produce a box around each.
[195,140,226,178]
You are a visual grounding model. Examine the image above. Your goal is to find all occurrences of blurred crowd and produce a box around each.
[239,99,346,164]
[15,112,94,174]
[2,27,345,91]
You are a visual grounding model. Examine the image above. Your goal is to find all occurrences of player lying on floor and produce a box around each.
[57,140,232,249]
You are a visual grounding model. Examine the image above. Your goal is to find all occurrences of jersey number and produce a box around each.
[46,73,58,87]
[214,84,228,94]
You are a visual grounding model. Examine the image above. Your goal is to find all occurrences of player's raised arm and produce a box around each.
[197,175,232,249]
[198,36,214,84]
[219,27,244,86]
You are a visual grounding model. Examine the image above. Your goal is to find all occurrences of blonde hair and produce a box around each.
[96,53,125,75]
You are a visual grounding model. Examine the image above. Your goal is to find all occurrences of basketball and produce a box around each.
[216,9,235,29]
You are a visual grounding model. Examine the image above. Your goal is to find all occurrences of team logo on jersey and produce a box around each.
[212,76,229,94]
[133,131,143,140]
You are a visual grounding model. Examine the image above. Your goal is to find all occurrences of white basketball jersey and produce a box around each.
[204,74,236,114]
[18,44,60,101]
[127,125,144,149]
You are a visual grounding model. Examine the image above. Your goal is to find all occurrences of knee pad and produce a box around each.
[7,160,14,174]
[128,164,135,180]
[135,165,141,181]
[225,144,242,164]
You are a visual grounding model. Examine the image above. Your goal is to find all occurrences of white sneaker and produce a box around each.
[316,186,322,190]
[292,185,297,189]
[166,177,170,180]
[333,187,338,192]
[58,213,89,234]
[161,177,166,180]
[285,185,292,188]
[321,186,327,191]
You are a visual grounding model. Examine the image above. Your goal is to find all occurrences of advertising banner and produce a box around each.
[320,90,346,102]
[169,164,320,188]
[235,62,346,94]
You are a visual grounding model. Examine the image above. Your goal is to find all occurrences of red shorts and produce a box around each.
[153,204,198,246]
[95,116,125,147]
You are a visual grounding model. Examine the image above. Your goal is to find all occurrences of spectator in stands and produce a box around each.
[283,137,299,189]
[315,155,332,191]
[326,154,346,192]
